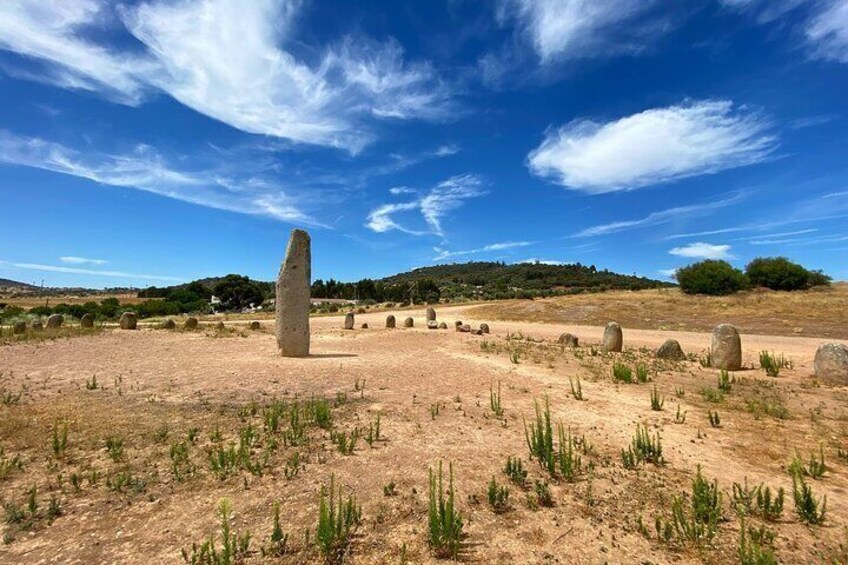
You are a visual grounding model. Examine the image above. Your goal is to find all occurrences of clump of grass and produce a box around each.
[650,386,665,411]
[789,446,826,480]
[170,441,196,482]
[533,480,554,507]
[0,448,23,479]
[365,413,381,447]
[700,387,724,403]
[383,482,396,497]
[699,351,712,368]
[105,436,124,462]
[487,477,510,513]
[264,502,288,558]
[85,375,98,390]
[708,410,721,428]
[718,370,733,392]
[630,424,663,466]
[657,465,722,545]
[490,381,503,417]
[317,474,361,563]
[52,421,68,458]
[674,386,685,398]
[311,398,333,430]
[569,377,584,401]
[792,473,826,525]
[503,456,527,487]
[732,479,784,521]
[612,362,633,384]
[738,518,778,565]
[557,424,582,482]
[330,429,359,455]
[430,403,440,420]
[524,397,555,476]
[284,451,301,480]
[759,351,791,378]
[636,364,650,383]
[428,461,463,559]
[674,405,687,424]
[745,397,790,421]
[181,498,251,565]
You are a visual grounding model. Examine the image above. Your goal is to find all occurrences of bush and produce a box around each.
[212,275,265,311]
[745,257,830,291]
[676,260,749,296]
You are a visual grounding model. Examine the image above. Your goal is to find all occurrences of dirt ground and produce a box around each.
[469,284,848,340]
[1,304,847,564]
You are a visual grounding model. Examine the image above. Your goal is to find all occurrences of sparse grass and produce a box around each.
[487,477,510,513]
[708,410,721,428]
[557,424,582,483]
[636,364,650,383]
[732,478,784,521]
[181,498,251,565]
[738,518,778,565]
[569,377,584,401]
[792,473,826,525]
[490,381,503,417]
[674,386,685,398]
[503,456,527,487]
[612,362,632,384]
[789,446,826,480]
[105,436,124,462]
[0,447,23,479]
[330,428,359,455]
[759,351,792,378]
[631,424,664,466]
[718,370,733,392]
[674,405,687,424]
[428,461,463,559]
[52,421,68,458]
[700,387,725,403]
[656,465,722,545]
[316,474,361,563]
[650,386,664,411]
[533,480,553,507]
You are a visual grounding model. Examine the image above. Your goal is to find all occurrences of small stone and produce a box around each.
[404,317,414,328]
[427,320,438,330]
[814,343,848,386]
[249,321,261,330]
[426,307,436,322]
[31,320,43,331]
[344,313,355,330]
[455,321,463,328]
[361,323,369,329]
[471,329,483,335]
[162,319,176,330]
[710,324,741,371]
[602,322,623,352]
[119,312,138,330]
[13,321,26,334]
[656,339,685,360]
[480,323,490,334]
[46,314,64,329]
[458,324,471,333]
[184,317,199,330]
[438,322,447,330]
[80,313,95,328]
[386,315,396,328]
[557,333,579,347]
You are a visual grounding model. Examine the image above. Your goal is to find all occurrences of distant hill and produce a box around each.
[0,278,38,291]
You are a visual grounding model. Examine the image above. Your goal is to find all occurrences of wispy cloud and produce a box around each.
[366,174,486,238]
[0,0,456,152]
[0,260,182,282]
[575,193,743,237]
[528,100,777,193]
[60,256,107,265]
[433,241,532,261]
[668,242,733,260]
[520,258,569,265]
[0,131,318,224]
[657,268,678,278]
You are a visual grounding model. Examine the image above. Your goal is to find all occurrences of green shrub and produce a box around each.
[428,461,463,558]
[745,257,830,291]
[676,260,749,296]
[316,474,361,562]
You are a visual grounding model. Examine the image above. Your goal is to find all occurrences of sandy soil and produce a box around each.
[0,305,846,564]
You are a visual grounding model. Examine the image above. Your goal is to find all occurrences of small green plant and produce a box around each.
[621,447,637,470]
[383,481,397,496]
[85,375,99,390]
[650,386,665,411]
[487,477,510,513]
[792,473,826,525]
[738,518,778,565]
[181,498,251,565]
[718,370,733,392]
[700,387,724,403]
[756,485,784,521]
[503,456,527,487]
[428,461,463,559]
[105,436,124,462]
[52,421,68,458]
[170,441,196,482]
[631,424,663,465]
[569,377,584,401]
[490,381,503,417]
[0,448,23,479]
[708,410,721,428]
[524,397,555,476]
[759,351,791,377]
[284,451,301,480]
[365,413,381,447]
[612,362,633,384]
[312,398,333,430]
[330,429,359,455]
[674,385,685,398]
[557,424,582,482]
[265,502,288,557]
[732,477,757,514]
[316,474,361,563]
[789,446,826,479]
[430,403,440,420]
[659,465,722,545]
[674,404,687,424]
[699,351,712,368]
[533,480,554,507]
[636,364,650,383]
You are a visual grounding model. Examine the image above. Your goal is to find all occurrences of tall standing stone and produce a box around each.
[80,313,95,328]
[814,343,848,385]
[119,312,138,330]
[602,322,623,352]
[386,315,396,328]
[184,317,198,330]
[710,324,742,370]
[46,314,64,329]
[344,313,355,330]
[426,307,436,322]
[404,317,414,328]
[276,229,311,357]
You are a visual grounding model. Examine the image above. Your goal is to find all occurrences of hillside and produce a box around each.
[0,278,38,292]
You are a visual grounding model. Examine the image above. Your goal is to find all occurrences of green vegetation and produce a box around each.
[676,257,829,296]
[655,466,722,545]
[487,477,510,513]
[316,474,361,563]
[745,257,830,291]
[676,260,750,296]
[181,499,251,565]
[428,461,463,559]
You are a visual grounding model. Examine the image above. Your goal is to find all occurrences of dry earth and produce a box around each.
[1,304,847,564]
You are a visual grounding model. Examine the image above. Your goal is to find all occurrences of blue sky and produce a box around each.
[0,0,846,289]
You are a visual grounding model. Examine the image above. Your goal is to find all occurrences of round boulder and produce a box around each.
[249,321,261,331]
[814,343,848,385]
[426,307,436,322]
[344,313,355,330]
[162,319,176,330]
[386,315,396,328]
[438,322,447,330]
[458,324,471,333]
[656,339,685,360]
[361,323,369,329]
[80,313,95,328]
[184,317,199,330]
[427,320,438,330]
[13,321,26,335]
[454,321,463,329]
[404,317,414,328]
[480,323,490,334]
[46,314,64,329]
[31,320,43,332]
[557,333,579,347]
[602,322,623,352]
[119,312,138,330]
[710,324,741,370]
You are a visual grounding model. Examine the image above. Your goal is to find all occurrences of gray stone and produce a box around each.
[454,321,463,329]
[557,333,579,347]
[119,312,138,330]
[249,321,261,331]
[404,317,414,328]
[361,323,369,329]
[344,313,355,330]
[13,321,26,335]
[710,324,742,370]
[814,343,848,385]
[31,320,43,331]
[46,314,64,329]
[386,315,396,328]
[80,313,95,328]
[427,320,438,330]
[602,322,623,352]
[276,229,311,357]
[162,319,176,330]
[426,307,436,322]
[656,339,685,360]
[438,322,447,330]
[471,329,483,335]
[480,323,490,334]
[184,317,199,330]
[458,324,471,333]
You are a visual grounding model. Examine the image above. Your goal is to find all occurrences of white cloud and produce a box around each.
[520,258,568,265]
[60,256,107,265]
[0,0,454,152]
[807,0,848,63]
[0,260,182,282]
[0,130,317,224]
[367,174,486,238]
[433,241,532,261]
[528,100,777,193]
[575,194,743,237]
[498,0,668,63]
[388,187,416,195]
[657,268,678,278]
[668,242,733,260]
